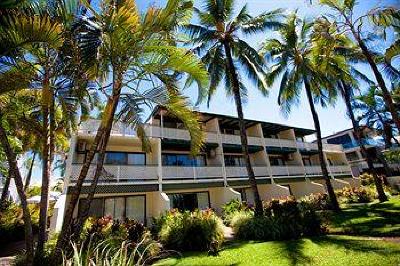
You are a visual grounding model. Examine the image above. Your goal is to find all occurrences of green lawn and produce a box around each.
[155,235,400,266]
[326,196,400,236]
[155,197,400,266]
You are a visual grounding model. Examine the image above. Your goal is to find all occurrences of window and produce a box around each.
[78,198,103,218]
[162,153,206,166]
[346,151,359,162]
[105,152,145,165]
[105,152,126,165]
[224,155,245,166]
[127,153,145,165]
[126,196,146,223]
[269,156,285,166]
[82,196,146,223]
[104,197,125,220]
[221,128,240,135]
[168,192,210,212]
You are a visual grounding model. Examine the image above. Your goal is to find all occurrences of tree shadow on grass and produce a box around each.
[277,239,311,266]
[311,235,400,256]
[326,200,400,237]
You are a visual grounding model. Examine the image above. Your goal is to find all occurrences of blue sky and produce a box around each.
[136,0,399,139]
[25,0,399,185]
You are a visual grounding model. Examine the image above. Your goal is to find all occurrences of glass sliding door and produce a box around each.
[126,196,145,223]
[168,192,210,212]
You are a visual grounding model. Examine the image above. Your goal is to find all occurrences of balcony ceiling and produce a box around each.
[265,146,297,154]
[223,144,264,153]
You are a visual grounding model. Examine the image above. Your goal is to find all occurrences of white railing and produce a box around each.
[265,138,297,148]
[162,166,223,180]
[221,134,264,146]
[323,143,344,152]
[270,166,305,177]
[225,166,270,178]
[70,164,158,182]
[305,166,322,175]
[297,142,318,151]
[329,165,352,174]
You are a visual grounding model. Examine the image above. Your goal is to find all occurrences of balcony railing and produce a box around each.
[162,166,223,180]
[329,165,352,174]
[221,134,264,146]
[297,142,318,151]
[265,138,297,148]
[270,166,305,177]
[146,126,219,143]
[70,164,158,182]
[323,143,344,152]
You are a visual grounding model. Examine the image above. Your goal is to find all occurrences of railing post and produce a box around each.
[117,166,120,183]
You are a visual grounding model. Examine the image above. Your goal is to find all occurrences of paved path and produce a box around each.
[223,226,234,241]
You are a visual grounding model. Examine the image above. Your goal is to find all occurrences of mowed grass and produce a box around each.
[155,197,400,266]
[326,196,400,236]
[154,235,400,266]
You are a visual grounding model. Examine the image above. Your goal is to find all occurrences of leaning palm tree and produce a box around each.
[184,0,283,216]
[260,13,340,211]
[53,0,209,261]
[320,0,400,133]
[311,18,389,202]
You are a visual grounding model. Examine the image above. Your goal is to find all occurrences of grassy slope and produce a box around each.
[326,196,400,236]
[155,235,400,266]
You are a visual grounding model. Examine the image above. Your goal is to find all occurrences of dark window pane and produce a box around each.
[127,153,145,165]
[105,152,126,165]
[78,198,103,218]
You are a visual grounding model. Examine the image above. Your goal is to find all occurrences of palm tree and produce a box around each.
[184,0,283,216]
[311,18,389,202]
[53,0,209,260]
[320,0,400,132]
[260,13,340,211]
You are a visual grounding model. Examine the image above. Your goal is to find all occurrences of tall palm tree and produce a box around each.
[260,13,340,211]
[184,0,283,216]
[320,0,400,132]
[311,18,389,202]
[53,0,209,260]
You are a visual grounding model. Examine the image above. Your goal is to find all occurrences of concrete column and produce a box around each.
[156,138,163,191]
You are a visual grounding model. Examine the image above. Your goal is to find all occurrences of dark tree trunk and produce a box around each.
[37,73,52,256]
[0,116,34,266]
[351,28,400,132]
[53,72,123,261]
[304,78,340,211]
[0,170,11,210]
[24,152,36,191]
[340,80,388,202]
[223,40,263,216]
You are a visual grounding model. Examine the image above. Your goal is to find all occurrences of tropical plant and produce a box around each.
[184,0,283,216]
[311,17,389,202]
[54,0,209,261]
[320,0,400,132]
[353,86,397,148]
[260,13,340,210]
[155,209,224,251]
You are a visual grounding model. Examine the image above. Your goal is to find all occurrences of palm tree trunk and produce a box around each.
[0,170,11,210]
[0,114,34,266]
[340,80,388,202]
[24,152,36,191]
[351,28,400,132]
[72,126,110,239]
[37,75,51,256]
[304,78,340,211]
[53,71,124,261]
[223,41,263,216]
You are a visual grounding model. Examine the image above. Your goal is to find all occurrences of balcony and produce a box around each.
[69,164,158,183]
[221,134,264,146]
[162,166,223,180]
[265,138,297,149]
[225,166,270,178]
[305,166,322,176]
[323,143,344,152]
[329,165,352,175]
[271,166,305,177]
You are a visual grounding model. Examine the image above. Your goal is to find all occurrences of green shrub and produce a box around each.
[155,209,224,251]
[336,186,375,203]
[231,198,324,241]
[0,202,39,245]
[222,199,252,225]
[300,193,332,210]
[360,173,374,186]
